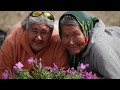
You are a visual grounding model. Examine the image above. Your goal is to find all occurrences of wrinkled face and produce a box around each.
[61,25,87,55]
[26,23,52,54]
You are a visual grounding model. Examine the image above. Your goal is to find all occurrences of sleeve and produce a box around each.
[53,41,70,71]
[91,43,120,79]
[0,39,15,78]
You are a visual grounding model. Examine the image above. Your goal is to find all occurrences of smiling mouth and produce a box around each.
[35,42,42,44]
[34,40,43,44]
[33,41,43,46]
[69,47,78,51]
[69,45,78,48]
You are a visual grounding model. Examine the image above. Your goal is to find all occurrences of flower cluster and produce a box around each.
[2,57,100,79]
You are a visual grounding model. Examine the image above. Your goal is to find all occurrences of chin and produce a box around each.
[33,48,42,54]
[32,46,43,52]
[70,51,80,55]
[35,47,43,51]
[68,48,80,55]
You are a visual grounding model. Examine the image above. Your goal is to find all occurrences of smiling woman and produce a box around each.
[26,23,52,54]
[59,11,120,79]
[0,11,70,78]
[61,25,86,55]
[0,11,120,79]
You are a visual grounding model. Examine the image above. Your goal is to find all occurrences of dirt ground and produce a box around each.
[0,11,120,31]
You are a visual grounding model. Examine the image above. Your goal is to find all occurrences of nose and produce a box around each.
[69,38,75,45]
[36,34,42,40]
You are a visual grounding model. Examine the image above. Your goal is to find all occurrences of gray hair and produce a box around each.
[59,14,79,26]
[21,12,54,30]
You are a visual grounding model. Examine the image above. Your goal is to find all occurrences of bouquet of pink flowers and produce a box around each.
[2,57,100,79]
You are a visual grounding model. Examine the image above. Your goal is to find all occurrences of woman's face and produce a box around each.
[61,25,87,55]
[26,23,52,54]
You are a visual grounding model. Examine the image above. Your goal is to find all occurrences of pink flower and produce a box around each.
[2,69,9,79]
[84,71,92,79]
[53,63,58,71]
[66,67,75,75]
[77,63,89,73]
[38,62,42,69]
[92,74,100,79]
[13,62,24,71]
[28,57,34,64]
[71,67,75,75]
[66,68,71,74]
[45,66,51,71]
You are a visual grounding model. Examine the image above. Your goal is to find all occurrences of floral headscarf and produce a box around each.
[59,11,97,69]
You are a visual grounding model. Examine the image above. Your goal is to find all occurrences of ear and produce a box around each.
[85,36,88,44]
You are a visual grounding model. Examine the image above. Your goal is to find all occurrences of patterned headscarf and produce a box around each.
[59,11,97,39]
[59,11,97,69]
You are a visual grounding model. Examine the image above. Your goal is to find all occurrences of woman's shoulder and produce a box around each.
[6,22,22,36]
[51,29,60,42]
[3,23,23,45]
[106,26,120,30]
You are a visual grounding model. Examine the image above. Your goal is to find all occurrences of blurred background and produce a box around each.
[0,11,120,47]
[0,11,120,30]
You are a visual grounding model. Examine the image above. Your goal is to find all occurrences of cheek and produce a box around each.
[26,31,34,41]
[77,37,87,52]
[61,39,68,46]
[27,35,35,43]
[80,39,86,45]
[77,35,86,44]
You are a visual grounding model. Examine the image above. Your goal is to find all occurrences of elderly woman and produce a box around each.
[59,11,120,79]
[0,11,70,78]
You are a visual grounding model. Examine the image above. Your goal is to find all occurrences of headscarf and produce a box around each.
[59,11,98,69]
[21,11,54,30]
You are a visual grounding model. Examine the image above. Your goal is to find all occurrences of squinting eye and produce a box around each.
[40,30,50,35]
[62,35,68,39]
[75,33,80,36]
[74,33,80,37]
[32,30,37,34]
[41,31,47,34]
